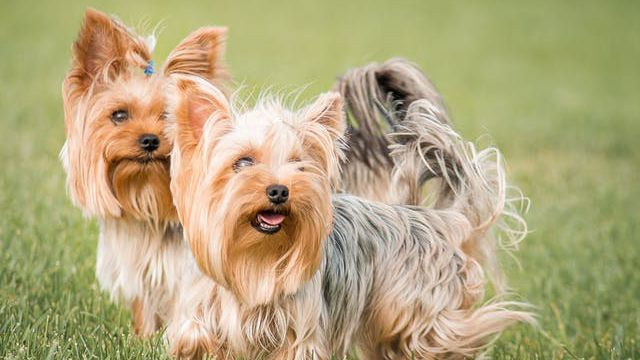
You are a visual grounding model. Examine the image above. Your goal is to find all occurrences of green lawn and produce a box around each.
[1,0,638,358]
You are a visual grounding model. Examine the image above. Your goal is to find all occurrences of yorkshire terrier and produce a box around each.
[164,75,532,359]
[60,8,228,336]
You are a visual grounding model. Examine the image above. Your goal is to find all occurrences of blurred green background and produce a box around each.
[1,0,639,358]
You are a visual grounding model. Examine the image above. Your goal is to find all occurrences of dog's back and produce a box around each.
[323,95,530,356]
[322,194,531,358]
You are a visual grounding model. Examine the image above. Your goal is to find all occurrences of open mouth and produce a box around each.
[252,210,287,234]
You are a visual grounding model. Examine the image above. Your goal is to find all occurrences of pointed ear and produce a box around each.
[170,76,231,157]
[305,92,346,140]
[67,8,151,91]
[300,92,345,185]
[164,27,229,90]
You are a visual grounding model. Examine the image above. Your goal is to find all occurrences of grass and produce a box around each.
[0,0,638,358]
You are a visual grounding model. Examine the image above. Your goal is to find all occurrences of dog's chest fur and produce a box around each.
[96,218,186,318]
[212,278,325,359]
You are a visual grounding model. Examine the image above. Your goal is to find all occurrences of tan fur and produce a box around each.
[164,26,230,92]
[60,8,228,335]
[132,297,162,336]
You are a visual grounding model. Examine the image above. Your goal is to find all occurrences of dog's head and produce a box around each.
[169,76,345,305]
[61,8,228,222]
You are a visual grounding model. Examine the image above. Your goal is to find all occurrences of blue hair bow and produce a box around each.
[144,60,155,76]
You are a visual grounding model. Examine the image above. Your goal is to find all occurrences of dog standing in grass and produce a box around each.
[164,75,531,359]
[60,9,228,336]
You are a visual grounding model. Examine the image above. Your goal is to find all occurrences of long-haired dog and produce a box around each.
[164,75,531,359]
[336,58,527,290]
[60,8,228,336]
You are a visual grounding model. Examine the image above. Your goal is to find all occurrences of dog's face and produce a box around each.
[76,75,174,220]
[61,9,227,221]
[169,76,344,305]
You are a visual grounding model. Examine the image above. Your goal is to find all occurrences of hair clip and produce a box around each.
[144,60,155,76]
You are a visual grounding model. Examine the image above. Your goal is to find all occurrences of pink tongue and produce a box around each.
[258,212,286,226]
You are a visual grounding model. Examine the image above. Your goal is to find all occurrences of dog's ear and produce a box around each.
[164,27,229,90]
[304,92,346,141]
[67,8,151,91]
[300,92,345,183]
[171,76,230,158]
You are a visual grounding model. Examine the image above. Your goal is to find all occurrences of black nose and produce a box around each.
[139,134,160,152]
[266,184,289,204]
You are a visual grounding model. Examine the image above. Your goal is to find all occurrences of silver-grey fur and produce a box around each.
[336,58,527,290]
[336,58,450,205]
[319,100,530,357]
[320,194,529,358]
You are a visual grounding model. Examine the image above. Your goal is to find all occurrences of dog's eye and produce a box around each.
[233,157,255,172]
[110,109,129,124]
[290,157,304,172]
[160,111,169,120]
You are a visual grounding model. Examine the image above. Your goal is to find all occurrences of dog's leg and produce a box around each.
[169,324,226,360]
[167,304,227,360]
[270,346,326,360]
[131,297,161,337]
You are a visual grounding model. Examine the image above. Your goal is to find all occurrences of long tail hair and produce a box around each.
[335,58,450,205]
[390,100,527,290]
[336,58,527,290]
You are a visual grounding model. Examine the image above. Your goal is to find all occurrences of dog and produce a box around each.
[60,8,228,336]
[164,75,532,359]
